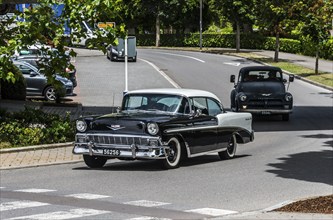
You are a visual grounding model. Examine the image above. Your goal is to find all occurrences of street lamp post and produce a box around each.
[199,0,202,50]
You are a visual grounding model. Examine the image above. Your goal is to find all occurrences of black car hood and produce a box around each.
[238,82,285,94]
[89,112,179,134]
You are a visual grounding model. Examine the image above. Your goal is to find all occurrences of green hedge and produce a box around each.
[0,107,75,148]
[136,33,332,60]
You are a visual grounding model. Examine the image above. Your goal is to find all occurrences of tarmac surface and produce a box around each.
[0,48,332,219]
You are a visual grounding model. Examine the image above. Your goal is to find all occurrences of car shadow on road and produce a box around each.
[266,134,333,186]
[72,154,251,171]
[252,106,333,132]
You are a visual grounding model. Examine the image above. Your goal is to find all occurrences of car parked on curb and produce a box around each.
[106,36,137,62]
[13,60,74,101]
[13,45,77,87]
[230,66,294,121]
[73,88,254,169]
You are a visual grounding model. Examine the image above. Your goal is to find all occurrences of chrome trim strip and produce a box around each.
[188,148,224,158]
[164,125,219,134]
[239,109,292,114]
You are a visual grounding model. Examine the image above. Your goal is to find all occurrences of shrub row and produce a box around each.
[136,33,332,60]
[0,107,75,148]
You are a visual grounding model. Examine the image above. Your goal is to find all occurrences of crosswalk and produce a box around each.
[0,187,238,219]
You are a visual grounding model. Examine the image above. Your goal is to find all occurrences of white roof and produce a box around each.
[126,88,221,102]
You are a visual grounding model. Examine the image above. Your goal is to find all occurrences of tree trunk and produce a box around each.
[155,13,160,47]
[274,31,280,62]
[236,21,240,53]
[315,49,319,74]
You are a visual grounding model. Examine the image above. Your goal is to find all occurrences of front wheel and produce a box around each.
[83,155,107,168]
[219,135,237,160]
[44,86,57,101]
[161,137,181,169]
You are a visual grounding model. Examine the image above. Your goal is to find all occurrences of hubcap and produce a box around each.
[46,88,56,101]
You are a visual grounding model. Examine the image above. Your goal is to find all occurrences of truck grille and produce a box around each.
[247,98,284,109]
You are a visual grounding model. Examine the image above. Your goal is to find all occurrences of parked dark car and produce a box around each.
[106,36,137,62]
[13,46,77,87]
[13,60,73,101]
[230,66,294,121]
[73,88,254,169]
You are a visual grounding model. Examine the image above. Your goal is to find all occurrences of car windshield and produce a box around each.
[122,94,188,114]
[241,70,283,82]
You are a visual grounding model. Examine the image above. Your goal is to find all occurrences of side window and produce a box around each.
[207,98,222,116]
[190,97,208,115]
[19,65,32,75]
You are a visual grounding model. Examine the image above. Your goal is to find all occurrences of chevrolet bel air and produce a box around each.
[73,88,254,169]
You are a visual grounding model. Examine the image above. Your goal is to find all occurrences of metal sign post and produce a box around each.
[124,36,128,93]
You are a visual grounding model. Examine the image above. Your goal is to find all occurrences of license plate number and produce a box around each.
[261,111,271,115]
[103,149,120,156]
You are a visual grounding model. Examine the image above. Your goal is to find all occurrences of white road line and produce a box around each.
[139,59,181,88]
[224,62,241,66]
[14,189,56,193]
[154,52,206,63]
[124,200,170,207]
[0,201,49,211]
[186,208,238,216]
[0,187,5,189]
[129,217,171,220]
[6,208,110,220]
[65,193,110,200]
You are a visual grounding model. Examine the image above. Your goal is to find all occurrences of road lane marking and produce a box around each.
[129,217,171,220]
[0,201,49,211]
[153,52,205,63]
[65,193,110,200]
[14,189,56,193]
[124,200,170,207]
[224,62,241,66]
[140,59,181,88]
[186,208,238,216]
[6,208,110,220]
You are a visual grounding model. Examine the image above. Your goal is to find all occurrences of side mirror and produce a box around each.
[230,75,235,83]
[289,74,294,82]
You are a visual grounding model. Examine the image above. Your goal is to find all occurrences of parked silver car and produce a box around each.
[13,61,73,101]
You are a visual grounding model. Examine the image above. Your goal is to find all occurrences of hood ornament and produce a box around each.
[261,93,272,97]
[107,124,125,131]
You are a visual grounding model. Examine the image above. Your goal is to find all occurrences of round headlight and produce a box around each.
[147,122,159,135]
[285,94,293,101]
[240,94,247,101]
[76,120,87,132]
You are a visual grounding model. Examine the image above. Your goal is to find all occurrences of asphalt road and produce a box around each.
[1,48,332,219]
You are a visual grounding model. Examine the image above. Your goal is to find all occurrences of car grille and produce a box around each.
[247,98,284,109]
[87,134,149,146]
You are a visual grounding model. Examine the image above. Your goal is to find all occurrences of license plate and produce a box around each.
[261,111,271,115]
[103,149,120,156]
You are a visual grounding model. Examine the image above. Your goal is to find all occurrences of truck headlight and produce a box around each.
[76,120,87,132]
[285,94,293,102]
[147,123,159,135]
[240,94,247,101]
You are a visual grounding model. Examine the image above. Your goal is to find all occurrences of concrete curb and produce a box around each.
[0,160,82,170]
[0,142,74,154]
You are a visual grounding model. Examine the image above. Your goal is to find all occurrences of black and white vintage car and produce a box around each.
[73,88,254,169]
[230,66,294,121]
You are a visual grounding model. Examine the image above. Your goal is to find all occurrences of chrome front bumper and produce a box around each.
[73,133,169,159]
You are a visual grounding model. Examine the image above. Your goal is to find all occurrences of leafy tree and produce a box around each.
[255,0,296,61]
[0,0,126,101]
[210,0,254,52]
[299,0,333,74]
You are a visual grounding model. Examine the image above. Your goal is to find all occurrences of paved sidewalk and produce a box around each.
[0,143,82,170]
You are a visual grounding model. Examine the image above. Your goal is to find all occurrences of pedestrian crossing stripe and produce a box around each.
[6,208,110,220]
[65,193,110,200]
[124,200,170,207]
[185,208,238,216]
[14,188,57,193]
[0,201,49,211]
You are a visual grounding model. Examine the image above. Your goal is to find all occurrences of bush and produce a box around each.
[1,64,26,100]
[0,107,75,148]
